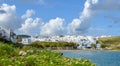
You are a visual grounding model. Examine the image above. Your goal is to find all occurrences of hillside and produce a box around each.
[97,36,120,50]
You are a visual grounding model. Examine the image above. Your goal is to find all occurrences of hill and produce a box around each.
[97,36,120,50]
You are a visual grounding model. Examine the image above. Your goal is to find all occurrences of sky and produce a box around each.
[0,0,120,36]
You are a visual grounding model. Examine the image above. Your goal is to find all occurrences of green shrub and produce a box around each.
[30,41,79,49]
[0,44,14,56]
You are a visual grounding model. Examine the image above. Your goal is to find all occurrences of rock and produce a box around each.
[19,51,27,56]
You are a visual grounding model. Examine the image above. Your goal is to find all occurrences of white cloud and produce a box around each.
[68,18,90,35]
[0,3,21,30]
[0,3,64,36]
[1,0,120,36]
[68,19,81,34]
[40,17,64,36]
[68,0,120,35]
[68,0,97,35]
[0,4,40,36]
[19,9,43,35]
[18,18,43,35]
[21,9,35,19]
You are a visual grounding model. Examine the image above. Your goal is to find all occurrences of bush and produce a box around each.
[0,44,14,56]
[30,41,79,49]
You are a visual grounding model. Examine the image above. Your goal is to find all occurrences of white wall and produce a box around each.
[22,38,32,44]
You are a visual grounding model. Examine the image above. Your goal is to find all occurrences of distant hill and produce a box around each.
[97,36,120,50]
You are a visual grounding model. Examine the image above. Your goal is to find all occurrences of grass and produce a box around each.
[0,40,95,66]
[97,36,120,50]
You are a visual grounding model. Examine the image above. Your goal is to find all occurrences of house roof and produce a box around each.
[17,35,31,38]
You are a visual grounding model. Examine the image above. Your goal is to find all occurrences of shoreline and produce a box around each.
[52,49,120,52]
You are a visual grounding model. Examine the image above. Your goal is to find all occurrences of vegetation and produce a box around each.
[97,36,120,50]
[29,41,79,49]
[0,38,20,48]
[91,44,97,49]
[0,40,95,66]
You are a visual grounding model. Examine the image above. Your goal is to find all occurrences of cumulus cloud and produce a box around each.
[18,18,44,35]
[1,0,120,36]
[68,0,120,35]
[21,9,35,19]
[19,9,44,35]
[68,18,90,35]
[40,17,64,36]
[0,4,21,30]
[68,0,98,35]
[0,4,42,36]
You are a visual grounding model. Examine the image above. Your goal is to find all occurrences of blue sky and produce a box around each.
[1,0,84,21]
[0,0,120,36]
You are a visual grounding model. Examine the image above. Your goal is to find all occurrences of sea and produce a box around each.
[62,51,120,66]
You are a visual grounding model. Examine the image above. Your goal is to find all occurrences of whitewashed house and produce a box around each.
[17,35,32,44]
[0,27,5,37]
[0,26,17,43]
[96,43,101,50]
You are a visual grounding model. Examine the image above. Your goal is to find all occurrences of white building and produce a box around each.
[96,43,101,50]
[17,35,32,44]
[0,26,17,43]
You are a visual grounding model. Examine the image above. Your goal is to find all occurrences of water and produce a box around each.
[62,51,120,66]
